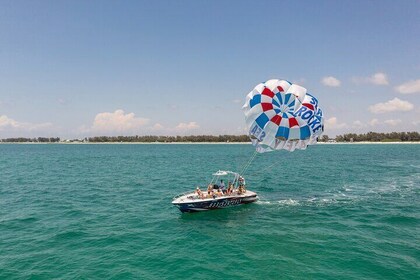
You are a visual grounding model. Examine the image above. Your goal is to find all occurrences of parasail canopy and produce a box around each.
[243,79,324,153]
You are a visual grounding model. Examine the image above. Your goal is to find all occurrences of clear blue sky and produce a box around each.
[0,0,419,138]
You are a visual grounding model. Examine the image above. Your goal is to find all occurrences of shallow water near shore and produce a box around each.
[0,144,419,279]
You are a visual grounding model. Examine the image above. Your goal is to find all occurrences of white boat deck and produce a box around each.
[172,190,257,204]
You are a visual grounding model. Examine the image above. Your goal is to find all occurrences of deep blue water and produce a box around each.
[0,143,419,279]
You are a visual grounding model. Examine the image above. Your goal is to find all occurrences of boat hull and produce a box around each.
[172,191,258,213]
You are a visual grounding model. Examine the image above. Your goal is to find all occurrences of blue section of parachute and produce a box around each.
[300,126,311,139]
[289,100,295,108]
[276,127,289,139]
[255,113,269,129]
[250,95,261,108]
[275,92,283,105]
[272,99,280,108]
[284,93,291,105]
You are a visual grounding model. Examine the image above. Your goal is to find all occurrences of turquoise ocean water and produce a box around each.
[0,143,419,279]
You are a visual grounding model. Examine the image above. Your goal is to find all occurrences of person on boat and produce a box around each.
[225,181,232,194]
[207,183,213,193]
[217,188,223,197]
[219,180,225,192]
[196,187,204,199]
[207,189,214,199]
[227,182,233,195]
[238,185,245,195]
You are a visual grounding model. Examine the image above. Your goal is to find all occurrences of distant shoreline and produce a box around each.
[1,141,419,145]
[2,132,418,144]
[317,141,420,145]
[0,141,251,145]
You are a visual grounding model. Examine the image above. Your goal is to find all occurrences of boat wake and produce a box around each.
[255,176,419,208]
[256,197,341,207]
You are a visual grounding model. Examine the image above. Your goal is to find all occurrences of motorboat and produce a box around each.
[172,170,258,213]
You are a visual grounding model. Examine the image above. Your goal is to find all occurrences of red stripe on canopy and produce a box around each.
[261,103,273,111]
[271,115,282,125]
[289,117,299,127]
[303,103,314,110]
[262,87,274,98]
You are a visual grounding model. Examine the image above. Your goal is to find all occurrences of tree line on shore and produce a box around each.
[1,131,419,143]
[322,131,420,142]
[0,137,61,143]
[0,135,250,143]
[87,135,251,143]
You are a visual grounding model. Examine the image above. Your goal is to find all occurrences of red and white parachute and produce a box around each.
[243,79,324,152]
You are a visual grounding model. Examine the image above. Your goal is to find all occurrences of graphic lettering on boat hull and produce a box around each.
[208,198,242,208]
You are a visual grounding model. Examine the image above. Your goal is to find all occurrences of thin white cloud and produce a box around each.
[292,78,306,85]
[395,79,420,94]
[151,122,199,134]
[175,122,200,130]
[352,120,366,128]
[368,98,413,114]
[152,123,164,130]
[91,109,150,133]
[369,72,389,85]
[369,119,380,126]
[0,115,52,132]
[384,119,402,126]
[321,76,341,87]
[352,72,389,86]
[325,117,347,129]
[0,115,20,129]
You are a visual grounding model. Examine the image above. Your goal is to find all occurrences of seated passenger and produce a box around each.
[239,176,245,187]
[196,187,204,199]
[224,181,232,194]
[227,183,233,195]
[217,189,223,197]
